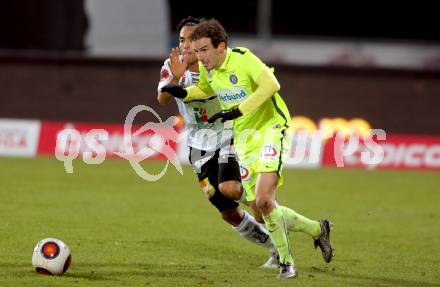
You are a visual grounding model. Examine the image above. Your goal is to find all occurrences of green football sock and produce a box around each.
[262,205,293,265]
[279,205,321,238]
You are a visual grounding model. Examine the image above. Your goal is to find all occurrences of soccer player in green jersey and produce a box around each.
[158,17,279,269]
[162,19,334,279]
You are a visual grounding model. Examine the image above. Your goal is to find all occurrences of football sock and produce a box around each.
[278,205,321,239]
[233,211,274,249]
[262,205,294,264]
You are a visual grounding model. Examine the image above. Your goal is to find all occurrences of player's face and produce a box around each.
[192,37,226,70]
[179,26,197,64]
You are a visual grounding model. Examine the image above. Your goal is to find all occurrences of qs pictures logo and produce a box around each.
[55,105,183,181]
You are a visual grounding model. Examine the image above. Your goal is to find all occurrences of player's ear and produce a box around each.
[218,42,226,51]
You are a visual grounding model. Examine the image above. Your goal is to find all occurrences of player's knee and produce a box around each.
[219,181,242,201]
[255,196,274,215]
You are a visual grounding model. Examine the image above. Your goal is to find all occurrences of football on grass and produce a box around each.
[32,238,71,275]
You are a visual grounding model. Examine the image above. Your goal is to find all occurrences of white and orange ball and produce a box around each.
[32,238,71,275]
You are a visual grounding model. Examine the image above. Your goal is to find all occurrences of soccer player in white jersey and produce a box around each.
[157,17,278,268]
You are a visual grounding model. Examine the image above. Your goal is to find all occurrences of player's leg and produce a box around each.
[189,146,276,254]
[255,128,334,265]
[208,190,279,268]
[215,148,278,267]
[217,143,243,201]
[218,164,266,226]
[249,200,264,223]
[238,162,265,225]
[241,127,297,278]
[277,206,320,235]
[218,180,242,201]
[255,172,296,278]
[189,147,241,225]
[270,205,334,263]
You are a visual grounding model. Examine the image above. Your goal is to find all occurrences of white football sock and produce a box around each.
[233,211,275,249]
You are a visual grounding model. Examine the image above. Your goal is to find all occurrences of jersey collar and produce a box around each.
[217,47,232,71]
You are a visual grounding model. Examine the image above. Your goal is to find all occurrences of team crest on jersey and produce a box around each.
[160,68,170,80]
[229,74,238,84]
[194,107,209,123]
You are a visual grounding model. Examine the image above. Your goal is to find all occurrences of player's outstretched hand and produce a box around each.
[161,84,187,99]
[208,108,242,123]
[169,47,188,79]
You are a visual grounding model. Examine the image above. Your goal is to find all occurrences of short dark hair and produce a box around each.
[189,18,228,48]
[176,16,205,32]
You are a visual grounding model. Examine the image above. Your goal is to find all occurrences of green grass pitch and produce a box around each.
[0,156,439,287]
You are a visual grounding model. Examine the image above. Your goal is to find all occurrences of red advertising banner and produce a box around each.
[37,121,178,161]
[2,118,439,172]
[322,134,440,170]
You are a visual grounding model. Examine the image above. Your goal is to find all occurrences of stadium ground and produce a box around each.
[0,156,439,287]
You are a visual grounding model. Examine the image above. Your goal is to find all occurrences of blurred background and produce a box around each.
[0,0,439,170]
